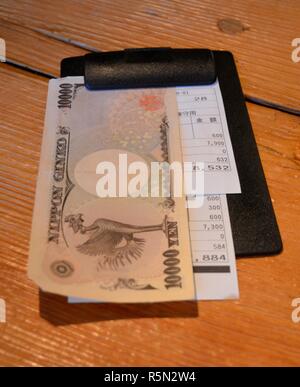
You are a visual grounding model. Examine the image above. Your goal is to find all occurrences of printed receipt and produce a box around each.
[189,195,239,300]
[177,80,241,194]
[69,80,240,302]
[178,80,239,300]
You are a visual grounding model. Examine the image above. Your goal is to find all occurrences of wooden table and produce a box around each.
[0,1,299,366]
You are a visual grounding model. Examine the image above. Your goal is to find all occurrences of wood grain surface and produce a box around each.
[0,0,299,366]
[1,0,300,108]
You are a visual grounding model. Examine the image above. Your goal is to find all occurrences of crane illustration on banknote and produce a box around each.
[65,214,169,270]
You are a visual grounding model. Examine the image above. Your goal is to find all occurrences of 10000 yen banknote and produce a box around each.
[28,77,195,303]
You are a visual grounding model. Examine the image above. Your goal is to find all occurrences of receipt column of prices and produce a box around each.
[176,81,241,194]
[177,81,240,300]
[188,195,239,300]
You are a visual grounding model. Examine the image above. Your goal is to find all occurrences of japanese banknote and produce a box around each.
[28,77,195,303]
